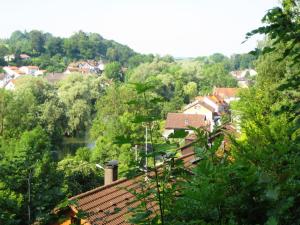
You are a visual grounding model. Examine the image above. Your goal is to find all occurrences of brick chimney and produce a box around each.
[104,160,118,185]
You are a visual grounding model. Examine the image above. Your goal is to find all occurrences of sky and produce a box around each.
[0,0,279,57]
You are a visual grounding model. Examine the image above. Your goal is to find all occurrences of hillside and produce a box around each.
[0,30,154,72]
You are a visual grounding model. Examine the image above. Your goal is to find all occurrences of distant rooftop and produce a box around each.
[165,113,207,129]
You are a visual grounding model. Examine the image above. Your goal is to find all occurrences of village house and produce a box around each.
[230,69,257,88]
[3,66,25,78]
[4,54,15,62]
[0,73,7,88]
[163,113,209,138]
[19,53,31,60]
[65,60,105,75]
[236,77,249,88]
[19,66,42,76]
[54,151,198,225]
[198,95,227,113]
[182,99,218,131]
[4,79,17,90]
[213,87,240,104]
[230,69,257,79]
[4,65,44,78]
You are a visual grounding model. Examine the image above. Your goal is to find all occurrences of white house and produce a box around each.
[20,66,40,76]
[182,100,216,131]
[4,79,17,90]
[241,69,257,77]
[231,69,257,79]
[98,61,105,71]
[4,54,15,62]
[3,66,25,78]
[200,95,227,113]
[0,73,8,88]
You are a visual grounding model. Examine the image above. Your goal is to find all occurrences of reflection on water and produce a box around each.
[58,137,95,159]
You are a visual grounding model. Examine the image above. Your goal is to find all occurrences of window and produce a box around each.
[71,217,80,225]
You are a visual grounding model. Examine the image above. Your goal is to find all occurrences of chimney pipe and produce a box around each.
[104,160,118,185]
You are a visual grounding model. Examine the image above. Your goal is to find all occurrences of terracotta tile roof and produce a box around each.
[20,54,30,59]
[206,95,225,105]
[6,66,18,70]
[69,152,197,225]
[165,113,207,129]
[15,70,25,75]
[27,66,39,69]
[213,88,239,98]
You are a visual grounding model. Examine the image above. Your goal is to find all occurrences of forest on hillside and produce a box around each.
[0,30,256,73]
[0,0,299,224]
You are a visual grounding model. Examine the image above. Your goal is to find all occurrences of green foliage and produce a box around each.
[0,77,66,143]
[230,53,257,70]
[57,74,106,136]
[58,153,103,197]
[165,1,300,224]
[245,0,300,63]
[90,84,144,175]
[0,127,65,224]
[104,61,123,81]
[1,30,153,72]
[126,58,237,116]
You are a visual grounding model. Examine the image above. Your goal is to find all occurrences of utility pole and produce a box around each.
[28,169,32,225]
[145,125,148,170]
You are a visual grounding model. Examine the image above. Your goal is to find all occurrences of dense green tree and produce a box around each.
[90,84,144,174]
[57,74,106,136]
[104,61,123,81]
[200,62,237,93]
[29,30,46,55]
[230,53,257,70]
[45,36,64,56]
[0,44,9,57]
[0,127,65,224]
[209,52,228,63]
[58,148,103,196]
[183,81,198,100]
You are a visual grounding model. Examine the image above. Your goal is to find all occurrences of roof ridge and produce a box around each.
[70,178,128,200]
[69,152,196,201]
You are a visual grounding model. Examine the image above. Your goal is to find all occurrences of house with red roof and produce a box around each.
[19,53,31,60]
[163,113,209,138]
[54,152,198,225]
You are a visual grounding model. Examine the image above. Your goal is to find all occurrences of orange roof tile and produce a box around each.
[213,88,239,98]
[69,152,197,225]
[27,66,39,69]
[8,66,19,70]
[15,70,25,75]
[165,113,207,129]
[20,54,30,59]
